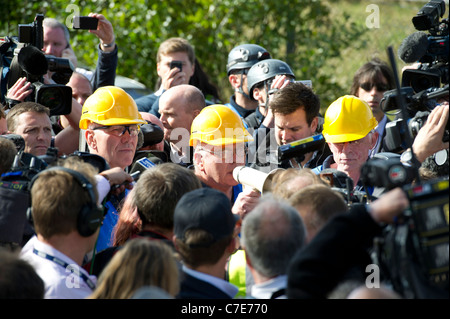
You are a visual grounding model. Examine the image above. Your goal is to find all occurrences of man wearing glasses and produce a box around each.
[313,95,379,191]
[79,85,146,252]
[189,104,260,220]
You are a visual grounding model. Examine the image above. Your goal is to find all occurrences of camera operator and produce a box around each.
[404,101,449,179]
[287,187,410,299]
[42,13,117,91]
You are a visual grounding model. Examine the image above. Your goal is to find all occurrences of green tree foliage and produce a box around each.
[1,0,368,110]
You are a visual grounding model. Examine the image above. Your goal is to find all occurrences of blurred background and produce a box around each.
[1,0,435,113]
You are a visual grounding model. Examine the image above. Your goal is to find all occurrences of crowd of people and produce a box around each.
[0,9,449,302]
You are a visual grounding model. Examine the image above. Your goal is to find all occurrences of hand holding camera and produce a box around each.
[73,13,115,52]
[160,60,187,90]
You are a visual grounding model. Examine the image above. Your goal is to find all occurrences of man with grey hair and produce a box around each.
[42,14,117,90]
[241,195,307,299]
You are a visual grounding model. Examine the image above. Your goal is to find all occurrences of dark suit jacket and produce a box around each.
[176,271,233,299]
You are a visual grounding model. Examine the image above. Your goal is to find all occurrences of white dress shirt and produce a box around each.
[21,236,97,299]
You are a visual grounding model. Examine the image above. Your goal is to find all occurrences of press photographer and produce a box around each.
[1,14,73,115]
[382,0,449,155]
[357,2,450,297]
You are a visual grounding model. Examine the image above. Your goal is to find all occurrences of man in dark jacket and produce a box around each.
[173,188,240,299]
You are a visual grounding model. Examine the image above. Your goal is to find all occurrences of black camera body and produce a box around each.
[375,178,449,299]
[381,0,449,154]
[1,14,73,115]
[404,0,449,93]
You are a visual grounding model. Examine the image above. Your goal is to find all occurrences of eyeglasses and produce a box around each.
[360,82,390,92]
[332,138,365,151]
[92,125,140,137]
[199,145,248,162]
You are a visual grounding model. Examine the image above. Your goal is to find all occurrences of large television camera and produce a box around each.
[0,135,109,248]
[360,153,448,299]
[0,14,73,116]
[381,0,449,154]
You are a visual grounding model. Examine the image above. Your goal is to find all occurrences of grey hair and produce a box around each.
[43,17,71,47]
[241,194,307,278]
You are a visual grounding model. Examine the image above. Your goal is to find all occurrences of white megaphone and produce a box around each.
[233,166,284,194]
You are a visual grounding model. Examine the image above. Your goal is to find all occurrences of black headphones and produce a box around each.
[28,166,105,237]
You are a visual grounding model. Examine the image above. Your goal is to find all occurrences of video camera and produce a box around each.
[0,14,73,116]
[373,177,449,299]
[360,153,448,298]
[381,0,449,154]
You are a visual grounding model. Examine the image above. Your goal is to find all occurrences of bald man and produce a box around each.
[158,84,206,164]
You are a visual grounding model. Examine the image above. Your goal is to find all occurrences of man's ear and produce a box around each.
[193,150,205,170]
[310,116,319,133]
[156,62,163,78]
[370,131,379,149]
[228,74,241,90]
[252,87,264,103]
[85,129,97,151]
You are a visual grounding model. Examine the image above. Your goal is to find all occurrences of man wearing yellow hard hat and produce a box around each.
[313,95,379,189]
[189,104,260,298]
[79,85,146,252]
[189,104,260,215]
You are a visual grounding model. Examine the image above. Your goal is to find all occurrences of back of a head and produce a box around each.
[30,157,99,239]
[0,250,44,299]
[173,188,238,268]
[133,163,202,229]
[322,95,377,143]
[241,195,307,278]
[0,137,17,174]
[90,239,180,299]
[347,285,402,299]
[288,184,347,239]
[270,168,327,200]
[157,37,195,65]
[189,104,253,147]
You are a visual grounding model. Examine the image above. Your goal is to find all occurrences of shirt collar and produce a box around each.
[182,265,239,298]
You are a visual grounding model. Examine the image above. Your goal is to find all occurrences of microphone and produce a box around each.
[17,45,48,76]
[398,31,429,63]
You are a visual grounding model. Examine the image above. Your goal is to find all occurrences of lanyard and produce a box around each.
[33,248,96,290]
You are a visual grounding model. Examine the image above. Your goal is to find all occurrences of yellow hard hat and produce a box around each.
[322,95,378,143]
[189,104,254,146]
[79,86,146,130]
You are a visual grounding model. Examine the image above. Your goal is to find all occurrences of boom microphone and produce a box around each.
[398,31,429,63]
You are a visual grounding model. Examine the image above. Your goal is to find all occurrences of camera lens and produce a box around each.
[37,86,63,110]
